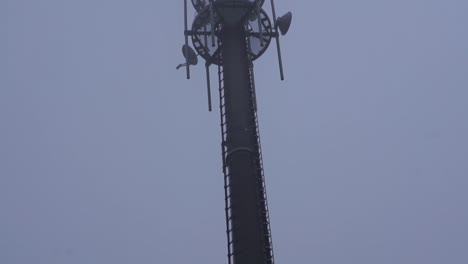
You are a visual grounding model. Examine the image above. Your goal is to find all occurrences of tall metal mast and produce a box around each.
[178,1,292,263]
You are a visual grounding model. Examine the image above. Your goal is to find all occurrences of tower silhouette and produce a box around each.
[178,1,292,263]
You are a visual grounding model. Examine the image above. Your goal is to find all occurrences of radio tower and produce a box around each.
[177,1,292,264]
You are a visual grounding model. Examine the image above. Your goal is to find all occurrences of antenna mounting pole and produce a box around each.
[270,0,285,80]
[206,63,213,112]
[184,0,190,79]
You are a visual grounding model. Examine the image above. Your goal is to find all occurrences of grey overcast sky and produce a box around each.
[2,0,468,263]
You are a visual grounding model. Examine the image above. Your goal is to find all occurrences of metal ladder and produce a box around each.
[218,58,236,264]
[246,36,275,264]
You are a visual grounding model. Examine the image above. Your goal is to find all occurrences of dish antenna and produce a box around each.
[276,11,292,35]
[176,44,198,70]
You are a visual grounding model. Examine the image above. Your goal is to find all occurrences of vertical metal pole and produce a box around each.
[184,0,190,79]
[270,0,285,80]
[204,25,208,47]
[210,0,216,47]
[270,0,278,23]
[275,37,285,80]
[206,64,213,112]
[257,2,263,47]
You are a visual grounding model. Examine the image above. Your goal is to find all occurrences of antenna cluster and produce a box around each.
[178,0,292,111]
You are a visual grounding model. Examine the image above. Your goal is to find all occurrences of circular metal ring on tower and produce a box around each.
[192,0,266,12]
[191,7,272,65]
[214,0,265,6]
[191,6,223,65]
[246,8,272,61]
